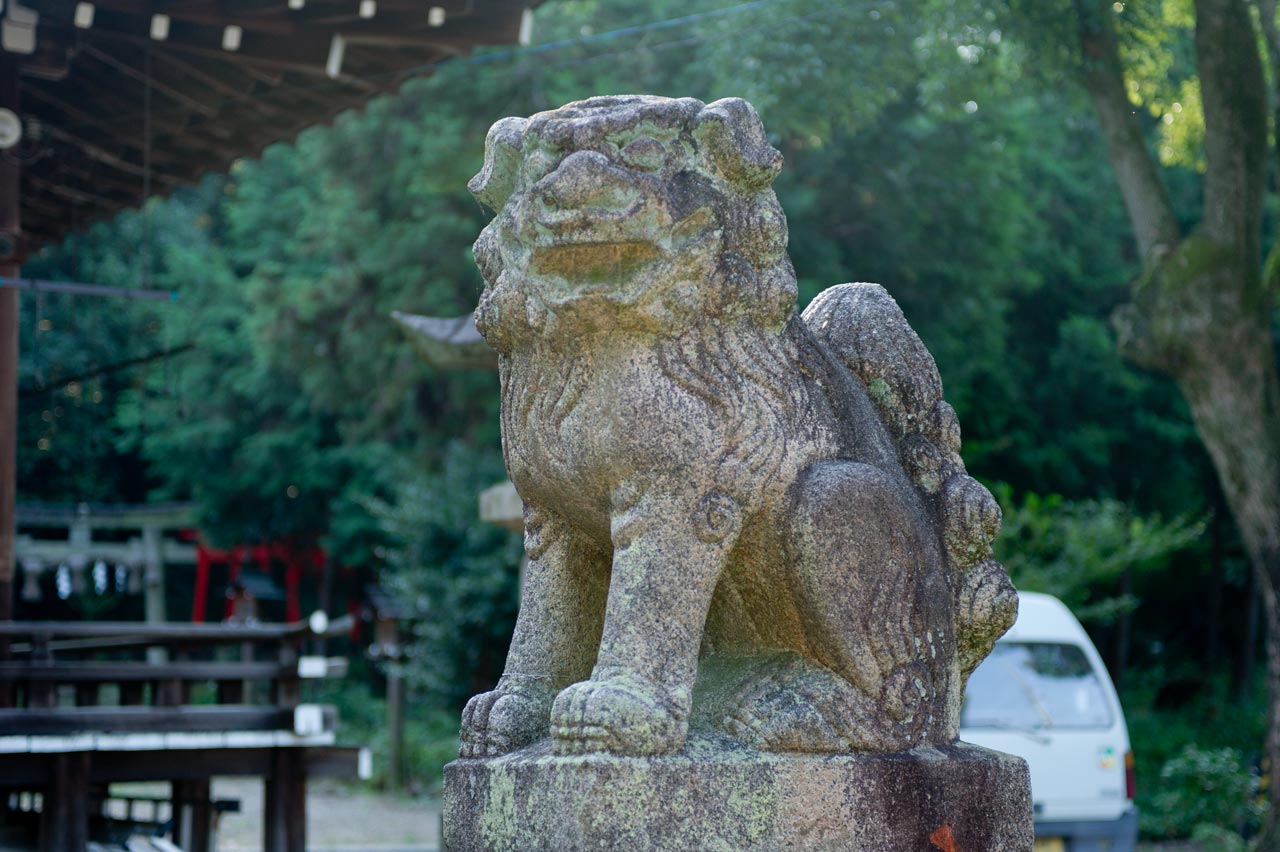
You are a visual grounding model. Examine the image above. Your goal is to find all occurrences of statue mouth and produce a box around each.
[536,202,645,231]
[530,240,662,282]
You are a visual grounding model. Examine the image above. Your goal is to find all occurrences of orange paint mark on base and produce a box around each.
[929,824,959,852]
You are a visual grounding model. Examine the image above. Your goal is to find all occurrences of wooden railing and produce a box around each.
[0,615,351,738]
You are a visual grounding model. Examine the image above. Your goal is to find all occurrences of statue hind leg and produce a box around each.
[722,460,954,752]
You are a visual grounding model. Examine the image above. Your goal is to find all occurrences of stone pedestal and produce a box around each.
[443,738,1033,852]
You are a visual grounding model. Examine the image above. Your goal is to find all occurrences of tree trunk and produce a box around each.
[1070,0,1280,841]
[1071,0,1181,261]
[1177,338,1280,848]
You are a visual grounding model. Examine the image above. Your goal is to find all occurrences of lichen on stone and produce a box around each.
[450,95,1018,767]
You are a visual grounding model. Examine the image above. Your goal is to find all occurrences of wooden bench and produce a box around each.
[0,615,368,852]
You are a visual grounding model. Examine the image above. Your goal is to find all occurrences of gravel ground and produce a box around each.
[112,778,439,852]
[213,778,439,852]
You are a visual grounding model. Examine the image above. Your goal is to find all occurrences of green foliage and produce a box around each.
[13,0,1236,782]
[16,193,214,504]
[1124,670,1269,839]
[19,0,1207,537]
[993,487,1204,624]
[370,445,523,709]
[1188,823,1247,852]
[309,676,460,794]
[1143,744,1261,838]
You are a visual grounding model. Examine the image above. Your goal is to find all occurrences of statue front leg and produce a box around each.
[460,506,610,757]
[551,484,743,756]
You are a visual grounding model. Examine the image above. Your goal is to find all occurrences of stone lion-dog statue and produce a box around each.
[457,94,1017,758]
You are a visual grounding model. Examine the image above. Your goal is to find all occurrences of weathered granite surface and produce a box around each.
[457,93,1017,758]
[445,739,1032,852]
[444,93,1029,851]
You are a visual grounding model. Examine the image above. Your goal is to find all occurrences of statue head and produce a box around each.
[468,95,798,352]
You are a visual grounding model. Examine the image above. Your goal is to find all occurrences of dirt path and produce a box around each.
[210,778,439,852]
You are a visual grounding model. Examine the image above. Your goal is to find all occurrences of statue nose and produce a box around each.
[537,150,632,210]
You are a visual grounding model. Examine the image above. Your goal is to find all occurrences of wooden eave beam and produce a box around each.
[32,156,143,197]
[17,193,64,220]
[86,28,338,75]
[42,124,187,184]
[292,0,477,27]
[22,174,123,212]
[233,63,285,85]
[75,9,497,75]
[337,14,512,48]
[147,50,294,127]
[28,154,145,203]
[40,70,253,162]
[39,115,207,177]
[17,0,537,247]
[150,50,284,118]
[31,81,231,173]
[59,0,296,33]
[79,42,220,118]
[24,77,195,143]
[177,0,477,18]
[14,35,75,81]
[74,53,320,154]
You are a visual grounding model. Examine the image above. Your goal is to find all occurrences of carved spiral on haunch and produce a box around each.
[880,662,930,731]
[692,492,742,544]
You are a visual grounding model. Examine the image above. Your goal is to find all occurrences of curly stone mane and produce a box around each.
[470,96,826,494]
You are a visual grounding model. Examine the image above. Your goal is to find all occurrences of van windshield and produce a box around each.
[961,642,1114,730]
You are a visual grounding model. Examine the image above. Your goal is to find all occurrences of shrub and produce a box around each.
[1142,745,1260,838]
[309,675,460,795]
[1189,823,1245,852]
[370,444,524,709]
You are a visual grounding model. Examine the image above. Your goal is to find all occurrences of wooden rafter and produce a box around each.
[10,0,541,244]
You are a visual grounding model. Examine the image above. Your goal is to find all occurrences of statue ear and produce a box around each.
[468,116,528,210]
[694,98,783,192]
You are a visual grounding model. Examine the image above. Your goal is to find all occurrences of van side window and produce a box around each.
[962,642,1114,730]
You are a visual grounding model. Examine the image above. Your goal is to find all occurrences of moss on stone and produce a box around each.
[1136,232,1235,299]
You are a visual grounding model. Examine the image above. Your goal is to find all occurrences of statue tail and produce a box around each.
[801,283,1018,680]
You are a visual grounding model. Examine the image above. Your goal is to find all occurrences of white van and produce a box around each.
[960,591,1139,852]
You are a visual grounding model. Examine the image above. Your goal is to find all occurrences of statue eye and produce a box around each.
[472,227,503,283]
[522,148,558,183]
[619,136,666,171]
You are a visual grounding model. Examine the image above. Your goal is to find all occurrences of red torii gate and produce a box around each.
[192,540,326,625]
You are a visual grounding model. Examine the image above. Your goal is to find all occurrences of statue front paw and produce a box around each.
[459,679,553,757]
[550,673,687,756]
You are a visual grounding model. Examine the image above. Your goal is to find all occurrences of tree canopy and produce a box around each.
[14,0,1269,834]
